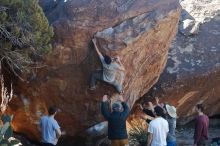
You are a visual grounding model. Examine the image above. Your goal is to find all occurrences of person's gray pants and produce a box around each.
[90,70,124,93]
[90,70,103,88]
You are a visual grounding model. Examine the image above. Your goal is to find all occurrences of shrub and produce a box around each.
[0,114,20,146]
[211,137,220,146]
[0,0,54,75]
[129,125,148,146]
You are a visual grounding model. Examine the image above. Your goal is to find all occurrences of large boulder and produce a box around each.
[140,0,220,125]
[6,0,181,141]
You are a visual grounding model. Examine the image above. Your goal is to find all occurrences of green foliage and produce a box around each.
[0,114,20,146]
[129,125,148,146]
[211,138,220,146]
[0,0,53,74]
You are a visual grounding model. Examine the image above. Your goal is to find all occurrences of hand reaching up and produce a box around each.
[155,97,159,105]
[148,102,154,111]
[118,96,129,103]
[118,95,125,102]
[102,95,108,102]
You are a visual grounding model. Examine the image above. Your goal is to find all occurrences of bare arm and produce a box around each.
[147,133,153,146]
[115,57,125,71]
[92,39,104,61]
[139,114,147,120]
[138,104,144,110]
[55,128,62,139]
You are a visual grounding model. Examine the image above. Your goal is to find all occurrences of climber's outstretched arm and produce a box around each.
[92,38,104,61]
[115,57,125,71]
[101,95,110,120]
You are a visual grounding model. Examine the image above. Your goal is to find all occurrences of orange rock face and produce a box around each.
[5,0,181,141]
[138,0,220,125]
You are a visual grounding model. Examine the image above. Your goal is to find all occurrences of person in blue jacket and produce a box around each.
[101,94,130,146]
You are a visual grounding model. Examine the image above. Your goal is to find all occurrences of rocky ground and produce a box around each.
[177,128,220,145]
[176,118,220,146]
[14,118,220,146]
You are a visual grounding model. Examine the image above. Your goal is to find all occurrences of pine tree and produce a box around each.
[0,0,54,75]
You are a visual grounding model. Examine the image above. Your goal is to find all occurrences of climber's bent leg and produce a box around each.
[118,71,125,85]
[90,70,103,89]
[110,72,125,93]
[111,80,123,93]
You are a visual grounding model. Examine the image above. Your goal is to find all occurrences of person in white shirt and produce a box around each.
[147,106,169,146]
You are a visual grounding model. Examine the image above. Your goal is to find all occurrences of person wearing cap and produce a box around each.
[39,107,62,146]
[147,106,169,146]
[89,38,125,94]
[101,94,130,146]
[165,104,177,146]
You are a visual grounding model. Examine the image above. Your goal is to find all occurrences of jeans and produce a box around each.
[41,143,55,146]
[90,70,124,93]
[167,141,176,146]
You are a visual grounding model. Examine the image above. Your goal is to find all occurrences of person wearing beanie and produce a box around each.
[101,94,130,146]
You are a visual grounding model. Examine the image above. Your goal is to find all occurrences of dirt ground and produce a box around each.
[177,128,220,145]
[176,118,220,146]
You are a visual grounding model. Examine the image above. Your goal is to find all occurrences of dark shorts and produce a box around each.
[41,142,55,146]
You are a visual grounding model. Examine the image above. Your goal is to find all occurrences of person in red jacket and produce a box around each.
[193,104,209,146]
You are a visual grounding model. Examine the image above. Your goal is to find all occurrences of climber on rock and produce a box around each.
[89,38,125,94]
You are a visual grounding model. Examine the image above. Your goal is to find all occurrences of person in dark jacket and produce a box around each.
[101,94,130,146]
